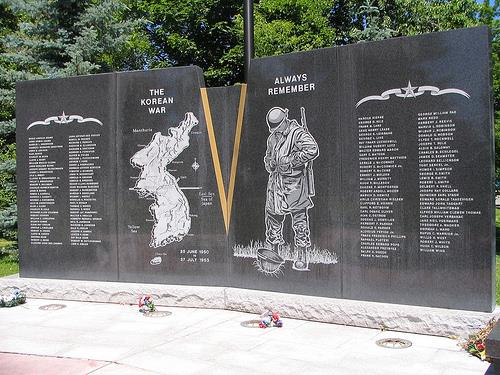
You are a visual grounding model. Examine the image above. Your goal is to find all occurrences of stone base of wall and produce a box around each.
[1,275,497,338]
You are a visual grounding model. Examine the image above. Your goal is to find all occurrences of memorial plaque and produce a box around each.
[16,74,118,280]
[229,49,343,297]
[115,67,228,285]
[339,27,494,311]
[16,27,494,312]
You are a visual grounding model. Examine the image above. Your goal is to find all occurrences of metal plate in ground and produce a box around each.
[240,319,262,328]
[376,338,412,349]
[143,310,172,318]
[39,304,66,311]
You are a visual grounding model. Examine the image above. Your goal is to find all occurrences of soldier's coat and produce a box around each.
[264,119,319,215]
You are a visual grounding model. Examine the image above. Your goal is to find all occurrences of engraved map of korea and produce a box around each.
[130,112,198,248]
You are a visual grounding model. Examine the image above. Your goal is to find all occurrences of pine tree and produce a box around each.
[351,0,395,42]
[0,1,20,246]
[0,0,147,248]
[63,0,147,75]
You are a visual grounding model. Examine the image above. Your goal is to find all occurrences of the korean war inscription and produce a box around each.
[17,27,494,312]
[116,68,229,285]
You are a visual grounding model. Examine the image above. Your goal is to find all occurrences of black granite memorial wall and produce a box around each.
[16,26,494,311]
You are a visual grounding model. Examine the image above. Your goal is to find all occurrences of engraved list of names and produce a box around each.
[358,115,407,259]
[357,109,483,258]
[417,110,480,253]
[68,133,103,245]
[28,136,64,245]
[28,128,105,247]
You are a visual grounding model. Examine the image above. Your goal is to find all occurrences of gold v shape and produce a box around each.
[200,84,247,233]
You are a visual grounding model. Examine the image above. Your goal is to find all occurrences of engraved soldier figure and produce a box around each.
[264,106,319,271]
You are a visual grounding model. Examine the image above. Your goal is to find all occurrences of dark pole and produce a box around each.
[243,0,254,83]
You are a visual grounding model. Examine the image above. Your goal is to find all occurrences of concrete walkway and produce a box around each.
[0,298,493,374]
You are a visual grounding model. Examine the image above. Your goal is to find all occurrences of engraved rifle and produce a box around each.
[300,107,315,196]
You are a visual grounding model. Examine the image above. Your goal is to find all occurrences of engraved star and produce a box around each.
[191,158,200,172]
[402,81,417,98]
[59,111,68,124]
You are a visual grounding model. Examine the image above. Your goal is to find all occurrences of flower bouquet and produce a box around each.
[259,310,283,328]
[466,340,487,361]
[461,318,497,361]
[0,289,26,308]
[138,295,156,314]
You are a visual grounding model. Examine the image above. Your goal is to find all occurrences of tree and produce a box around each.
[63,0,147,75]
[252,0,336,56]
[130,0,242,86]
[0,1,20,243]
[131,0,338,86]
[351,0,395,41]
[0,0,147,245]
[220,0,338,83]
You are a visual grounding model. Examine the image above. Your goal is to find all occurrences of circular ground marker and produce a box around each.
[39,304,66,311]
[144,311,171,317]
[376,338,412,349]
[240,319,262,328]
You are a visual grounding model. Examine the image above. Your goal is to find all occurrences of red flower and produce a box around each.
[476,342,486,352]
[138,295,151,308]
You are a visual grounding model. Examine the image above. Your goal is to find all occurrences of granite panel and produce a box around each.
[16,74,118,281]
[115,67,228,285]
[339,27,494,311]
[229,48,343,297]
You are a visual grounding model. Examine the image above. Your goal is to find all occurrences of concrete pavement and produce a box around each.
[0,298,493,374]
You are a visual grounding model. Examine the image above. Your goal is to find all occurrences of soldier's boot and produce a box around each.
[266,242,281,256]
[292,246,310,271]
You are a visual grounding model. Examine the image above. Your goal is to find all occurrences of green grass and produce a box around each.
[497,255,500,306]
[0,238,14,249]
[496,208,500,240]
[497,209,500,305]
[0,253,18,277]
[0,238,18,277]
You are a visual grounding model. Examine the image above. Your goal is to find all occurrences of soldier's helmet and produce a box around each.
[266,107,288,131]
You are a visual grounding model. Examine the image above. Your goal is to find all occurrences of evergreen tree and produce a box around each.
[0,0,147,246]
[63,0,147,75]
[0,1,20,244]
[351,0,394,42]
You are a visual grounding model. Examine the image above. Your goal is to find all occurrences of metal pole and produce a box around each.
[243,0,254,83]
